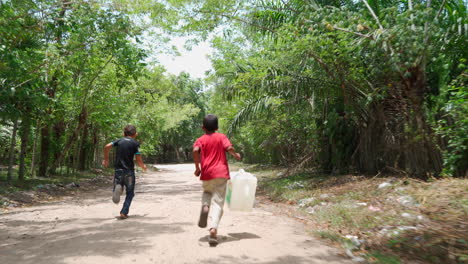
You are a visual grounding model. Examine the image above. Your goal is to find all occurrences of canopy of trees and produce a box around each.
[170,0,467,178]
[1,0,466,182]
[0,0,205,180]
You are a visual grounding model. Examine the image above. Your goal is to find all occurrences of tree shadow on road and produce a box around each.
[0,216,191,264]
[203,254,349,264]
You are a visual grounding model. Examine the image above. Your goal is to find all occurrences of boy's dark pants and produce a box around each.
[114,169,135,215]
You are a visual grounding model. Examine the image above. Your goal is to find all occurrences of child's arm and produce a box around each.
[226,146,242,161]
[102,143,113,168]
[135,155,147,172]
[193,146,201,176]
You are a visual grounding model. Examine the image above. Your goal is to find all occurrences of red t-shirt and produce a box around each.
[193,132,232,181]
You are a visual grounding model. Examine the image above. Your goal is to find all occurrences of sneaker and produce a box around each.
[112,184,123,204]
[208,228,218,247]
[118,213,128,220]
[208,236,218,247]
[198,205,209,228]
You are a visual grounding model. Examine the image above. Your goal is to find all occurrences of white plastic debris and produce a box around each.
[352,256,366,263]
[345,235,362,247]
[397,195,419,207]
[401,213,412,218]
[286,182,305,190]
[390,226,418,236]
[345,249,355,258]
[345,249,366,262]
[378,182,392,189]
[379,228,389,236]
[298,197,315,208]
[305,206,318,214]
[398,226,418,231]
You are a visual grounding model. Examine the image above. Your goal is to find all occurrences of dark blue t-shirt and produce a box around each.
[112,137,141,170]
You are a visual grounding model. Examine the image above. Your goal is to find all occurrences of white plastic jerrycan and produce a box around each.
[226,169,257,211]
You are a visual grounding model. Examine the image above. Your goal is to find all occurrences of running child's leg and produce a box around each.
[112,170,124,204]
[199,181,214,228]
[208,178,228,230]
[120,171,135,216]
[207,178,227,246]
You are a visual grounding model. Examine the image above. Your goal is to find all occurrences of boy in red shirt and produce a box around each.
[193,114,241,246]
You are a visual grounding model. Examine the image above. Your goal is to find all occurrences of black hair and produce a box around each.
[203,114,218,132]
[124,125,137,136]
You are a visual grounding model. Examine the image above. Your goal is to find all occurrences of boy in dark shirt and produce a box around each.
[103,125,147,219]
[193,114,241,246]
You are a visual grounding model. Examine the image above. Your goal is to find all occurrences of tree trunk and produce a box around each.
[7,119,19,182]
[48,120,66,175]
[30,121,40,178]
[93,128,99,168]
[402,68,442,178]
[72,134,81,171]
[18,116,31,181]
[78,123,89,171]
[38,124,50,177]
[49,107,87,174]
[174,145,182,163]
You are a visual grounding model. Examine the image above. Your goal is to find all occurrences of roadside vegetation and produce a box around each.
[0,168,98,195]
[1,1,207,183]
[253,167,467,264]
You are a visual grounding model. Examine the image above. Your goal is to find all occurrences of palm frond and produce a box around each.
[227,95,275,136]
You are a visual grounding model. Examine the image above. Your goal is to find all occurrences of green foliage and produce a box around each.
[0,0,207,178]
[366,252,401,264]
[1,0,466,178]
[194,0,468,176]
[436,70,468,176]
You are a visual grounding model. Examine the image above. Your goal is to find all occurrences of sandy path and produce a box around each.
[0,164,351,264]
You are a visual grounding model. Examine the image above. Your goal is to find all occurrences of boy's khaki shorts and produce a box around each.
[202,178,228,229]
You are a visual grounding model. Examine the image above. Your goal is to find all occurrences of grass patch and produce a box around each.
[257,168,468,263]
[366,252,401,264]
[0,169,105,196]
[315,230,343,243]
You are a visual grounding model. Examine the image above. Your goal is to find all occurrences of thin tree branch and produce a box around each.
[307,52,337,81]
[419,0,445,66]
[11,78,33,90]
[423,0,433,41]
[194,9,277,34]
[218,13,277,34]
[81,55,114,107]
[362,0,403,76]
[279,0,301,14]
[304,18,374,39]
[8,0,86,21]
[333,25,374,39]
[436,0,447,19]
[408,0,416,31]
[362,0,383,30]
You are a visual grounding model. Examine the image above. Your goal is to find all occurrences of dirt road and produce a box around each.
[0,164,351,264]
